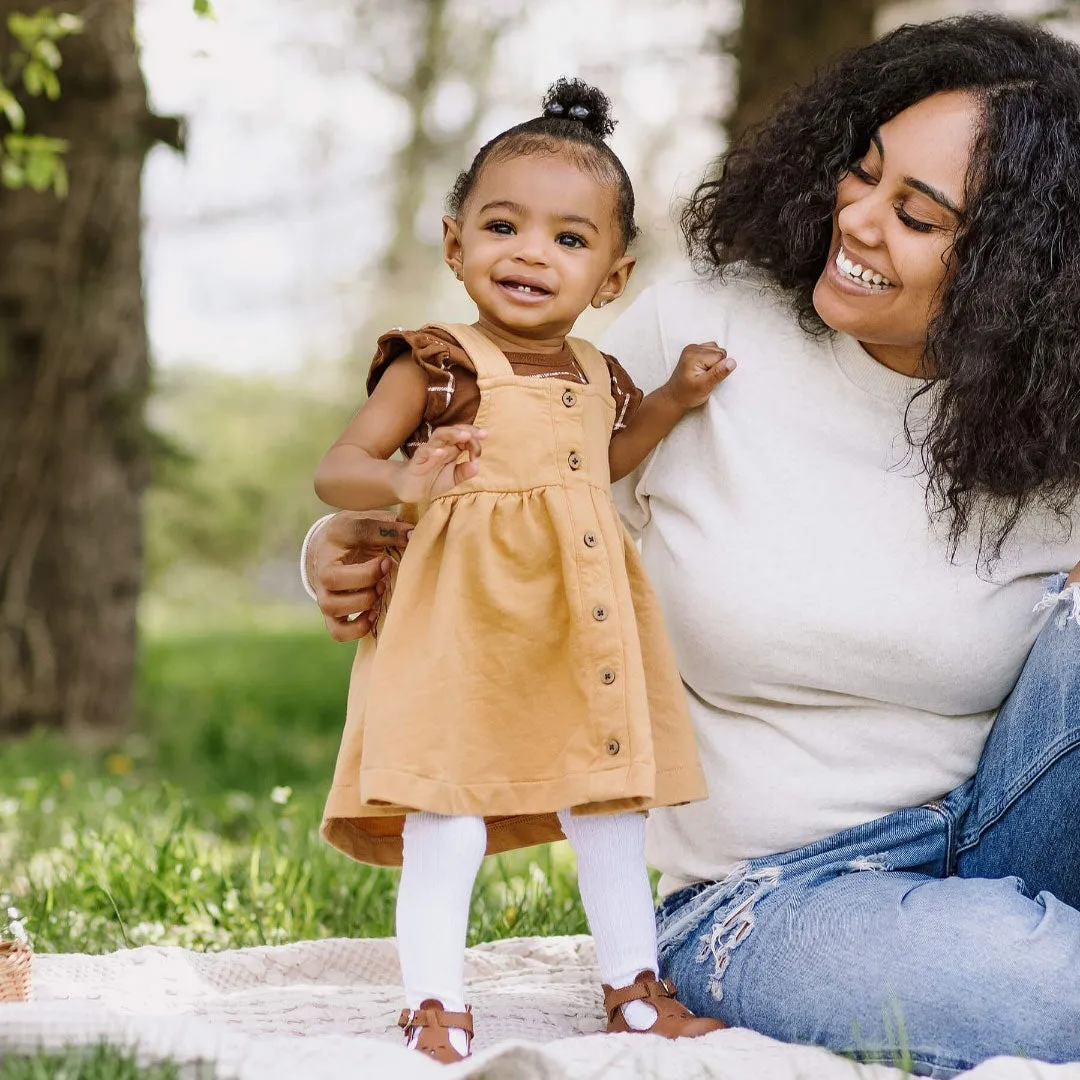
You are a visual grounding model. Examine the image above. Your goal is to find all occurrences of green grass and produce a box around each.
[0,1046,200,1080]
[1,625,588,954]
[0,624,591,1078]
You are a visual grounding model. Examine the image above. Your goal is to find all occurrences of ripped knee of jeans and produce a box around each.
[846,853,890,873]
[1034,573,1080,630]
[693,865,780,1004]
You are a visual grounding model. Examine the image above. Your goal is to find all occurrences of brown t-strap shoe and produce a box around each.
[603,970,726,1038]
[398,998,473,1063]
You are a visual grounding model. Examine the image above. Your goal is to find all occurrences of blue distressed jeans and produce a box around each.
[656,574,1080,1077]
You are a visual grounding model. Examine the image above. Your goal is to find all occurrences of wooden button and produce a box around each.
[605,739,621,755]
[592,605,608,621]
[601,669,616,685]
[583,531,598,547]
[562,389,577,408]
[568,452,583,470]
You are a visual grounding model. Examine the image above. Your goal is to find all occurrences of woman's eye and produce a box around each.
[895,205,934,234]
[486,221,514,235]
[556,232,587,249]
[848,163,876,183]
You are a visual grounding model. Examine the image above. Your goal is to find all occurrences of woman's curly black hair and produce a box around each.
[683,14,1080,563]
[447,77,639,250]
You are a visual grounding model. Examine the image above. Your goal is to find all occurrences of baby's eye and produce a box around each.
[486,220,514,235]
[556,232,587,249]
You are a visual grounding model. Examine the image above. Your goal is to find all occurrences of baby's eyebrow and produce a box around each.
[558,214,600,234]
[478,199,527,216]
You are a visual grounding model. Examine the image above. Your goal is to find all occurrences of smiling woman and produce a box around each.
[307,14,1080,1077]
[814,93,977,376]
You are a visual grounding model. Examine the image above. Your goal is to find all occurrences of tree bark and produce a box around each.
[0,0,153,736]
[727,0,879,138]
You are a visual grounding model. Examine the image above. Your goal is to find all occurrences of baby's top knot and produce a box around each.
[540,77,616,139]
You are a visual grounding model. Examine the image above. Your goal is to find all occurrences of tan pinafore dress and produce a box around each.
[321,323,706,867]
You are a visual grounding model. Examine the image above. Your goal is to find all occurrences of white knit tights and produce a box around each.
[396,809,659,1054]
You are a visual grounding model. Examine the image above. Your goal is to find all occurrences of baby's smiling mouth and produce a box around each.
[497,276,553,298]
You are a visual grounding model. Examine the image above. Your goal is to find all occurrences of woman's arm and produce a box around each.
[1067,560,1080,588]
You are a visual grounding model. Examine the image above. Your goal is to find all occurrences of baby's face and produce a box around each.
[444,152,631,342]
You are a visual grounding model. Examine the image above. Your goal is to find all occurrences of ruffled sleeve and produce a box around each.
[367,327,475,435]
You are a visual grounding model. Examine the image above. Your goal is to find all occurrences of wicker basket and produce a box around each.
[0,941,32,1002]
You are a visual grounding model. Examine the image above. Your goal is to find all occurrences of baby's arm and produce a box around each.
[314,357,484,510]
[608,342,734,483]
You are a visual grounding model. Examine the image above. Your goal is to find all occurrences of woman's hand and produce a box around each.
[393,424,486,504]
[662,342,736,410]
[1067,559,1080,588]
[310,512,412,641]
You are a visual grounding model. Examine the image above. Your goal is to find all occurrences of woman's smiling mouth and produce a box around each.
[830,245,896,292]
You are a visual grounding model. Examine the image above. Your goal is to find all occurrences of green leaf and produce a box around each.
[193,0,217,17]
[0,89,26,132]
[7,13,38,48]
[34,39,63,70]
[24,148,55,192]
[22,60,44,97]
[53,13,84,36]
[1,155,25,189]
[41,68,61,101]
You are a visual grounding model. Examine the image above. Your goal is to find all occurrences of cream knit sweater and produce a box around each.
[601,273,1077,896]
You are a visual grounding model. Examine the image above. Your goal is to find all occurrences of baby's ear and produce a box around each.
[592,254,636,309]
[442,217,464,279]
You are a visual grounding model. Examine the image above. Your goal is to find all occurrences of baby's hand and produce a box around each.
[395,424,487,503]
[664,342,736,410]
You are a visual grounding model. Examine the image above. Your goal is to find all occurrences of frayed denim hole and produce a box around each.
[1033,575,1080,629]
[692,865,781,1004]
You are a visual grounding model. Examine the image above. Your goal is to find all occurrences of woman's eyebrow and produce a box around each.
[870,130,964,218]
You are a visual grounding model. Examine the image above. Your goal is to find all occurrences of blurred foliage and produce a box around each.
[1,626,589,954]
[144,367,352,613]
[0,1046,195,1080]
[0,2,211,198]
[0,8,81,195]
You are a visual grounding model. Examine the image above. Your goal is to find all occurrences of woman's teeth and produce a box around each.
[835,248,893,290]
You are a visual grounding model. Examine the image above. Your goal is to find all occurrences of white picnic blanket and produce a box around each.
[0,936,1074,1079]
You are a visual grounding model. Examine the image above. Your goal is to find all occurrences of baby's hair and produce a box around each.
[447,77,639,251]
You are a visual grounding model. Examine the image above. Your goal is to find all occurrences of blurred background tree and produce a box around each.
[1,0,1077,738]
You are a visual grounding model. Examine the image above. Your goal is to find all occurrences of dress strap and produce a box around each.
[424,322,513,379]
[566,336,611,392]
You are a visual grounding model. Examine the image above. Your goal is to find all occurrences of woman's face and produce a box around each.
[812,91,979,376]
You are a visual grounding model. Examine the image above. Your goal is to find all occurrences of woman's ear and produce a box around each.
[443,217,464,280]
[592,255,636,309]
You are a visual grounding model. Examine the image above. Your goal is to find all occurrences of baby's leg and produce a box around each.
[398,811,487,1054]
[557,809,659,1030]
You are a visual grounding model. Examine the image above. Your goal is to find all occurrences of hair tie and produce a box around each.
[544,102,590,121]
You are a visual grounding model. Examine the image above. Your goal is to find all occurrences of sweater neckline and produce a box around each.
[830,332,927,405]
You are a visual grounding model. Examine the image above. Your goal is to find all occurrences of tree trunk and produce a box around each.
[0,0,153,736]
[728,0,879,138]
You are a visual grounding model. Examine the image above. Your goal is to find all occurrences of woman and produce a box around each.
[304,15,1080,1075]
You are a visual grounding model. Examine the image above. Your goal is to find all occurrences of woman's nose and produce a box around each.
[836,190,885,249]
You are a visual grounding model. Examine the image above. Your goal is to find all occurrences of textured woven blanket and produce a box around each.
[0,936,1072,1078]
